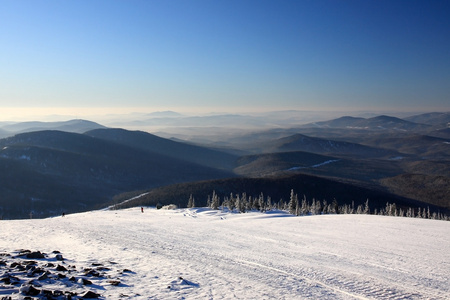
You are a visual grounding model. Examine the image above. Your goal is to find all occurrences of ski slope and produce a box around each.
[1,208,449,299]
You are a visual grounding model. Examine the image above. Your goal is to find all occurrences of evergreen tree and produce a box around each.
[235,194,241,213]
[187,194,195,208]
[266,196,272,211]
[315,199,322,215]
[228,193,235,212]
[211,190,219,210]
[356,205,363,214]
[258,193,265,212]
[322,200,328,214]
[363,199,370,214]
[288,189,297,215]
[301,195,308,216]
[331,198,338,214]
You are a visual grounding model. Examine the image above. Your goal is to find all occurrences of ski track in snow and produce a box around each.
[1,208,449,299]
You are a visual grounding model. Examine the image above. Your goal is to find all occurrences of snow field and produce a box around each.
[1,208,449,299]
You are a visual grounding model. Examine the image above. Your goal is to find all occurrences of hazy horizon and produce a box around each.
[0,106,444,124]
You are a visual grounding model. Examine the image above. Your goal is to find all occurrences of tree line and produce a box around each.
[186,189,449,221]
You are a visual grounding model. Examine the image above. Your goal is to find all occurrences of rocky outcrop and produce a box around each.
[0,249,131,299]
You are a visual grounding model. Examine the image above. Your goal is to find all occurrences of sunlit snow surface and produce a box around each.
[1,208,449,299]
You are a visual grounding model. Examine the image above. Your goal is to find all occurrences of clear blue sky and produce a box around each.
[1,0,449,118]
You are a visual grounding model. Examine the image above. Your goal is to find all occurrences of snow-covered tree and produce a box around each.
[258,193,265,212]
[288,189,297,215]
[210,190,219,210]
[187,194,195,208]
[363,199,370,214]
[266,196,272,211]
[301,196,309,216]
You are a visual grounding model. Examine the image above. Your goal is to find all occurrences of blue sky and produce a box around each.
[1,0,449,118]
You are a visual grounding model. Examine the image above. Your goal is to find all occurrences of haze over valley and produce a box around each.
[0,110,448,220]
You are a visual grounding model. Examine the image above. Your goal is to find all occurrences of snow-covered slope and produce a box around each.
[1,208,449,299]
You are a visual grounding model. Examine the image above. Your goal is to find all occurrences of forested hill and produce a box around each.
[111,174,438,214]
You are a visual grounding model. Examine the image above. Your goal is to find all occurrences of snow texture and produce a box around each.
[1,208,449,299]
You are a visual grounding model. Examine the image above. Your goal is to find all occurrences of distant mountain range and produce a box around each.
[304,115,430,131]
[0,119,105,138]
[0,112,448,219]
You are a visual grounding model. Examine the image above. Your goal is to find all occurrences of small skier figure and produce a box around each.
[141,207,144,213]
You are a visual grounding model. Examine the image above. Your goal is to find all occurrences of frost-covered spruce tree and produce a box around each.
[266,196,272,211]
[246,195,253,211]
[301,196,309,215]
[416,207,422,218]
[277,199,283,210]
[363,199,370,214]
[315,199,322,215]
[211,190,219,210]
[228,193,235,212]
[356,205,363,214]
[240,193,247,213]
[331,198,338,214]
[187,194,195,208]
[258,193,265,212]
[322,200,328,214]
[288,189,297,215]
[310,198,316,215]
[235,194,241,213]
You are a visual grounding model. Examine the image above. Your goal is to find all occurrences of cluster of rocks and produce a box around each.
[0,249,132,299]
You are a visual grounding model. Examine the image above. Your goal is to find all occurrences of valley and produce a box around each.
[0,111,449,219]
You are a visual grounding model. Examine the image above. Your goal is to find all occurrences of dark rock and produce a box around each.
[56,265,68,272]
[28,286,40,296]
[32,267,45,275]
[1,275,21,285]
[20,284,40,296]
[45,262,55,267]
[81,291,100,298]
[55,254,64,261]
[26,251,45,259]
[38,272,50,281]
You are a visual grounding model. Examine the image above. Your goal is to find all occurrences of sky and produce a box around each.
[1,0,449,121]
